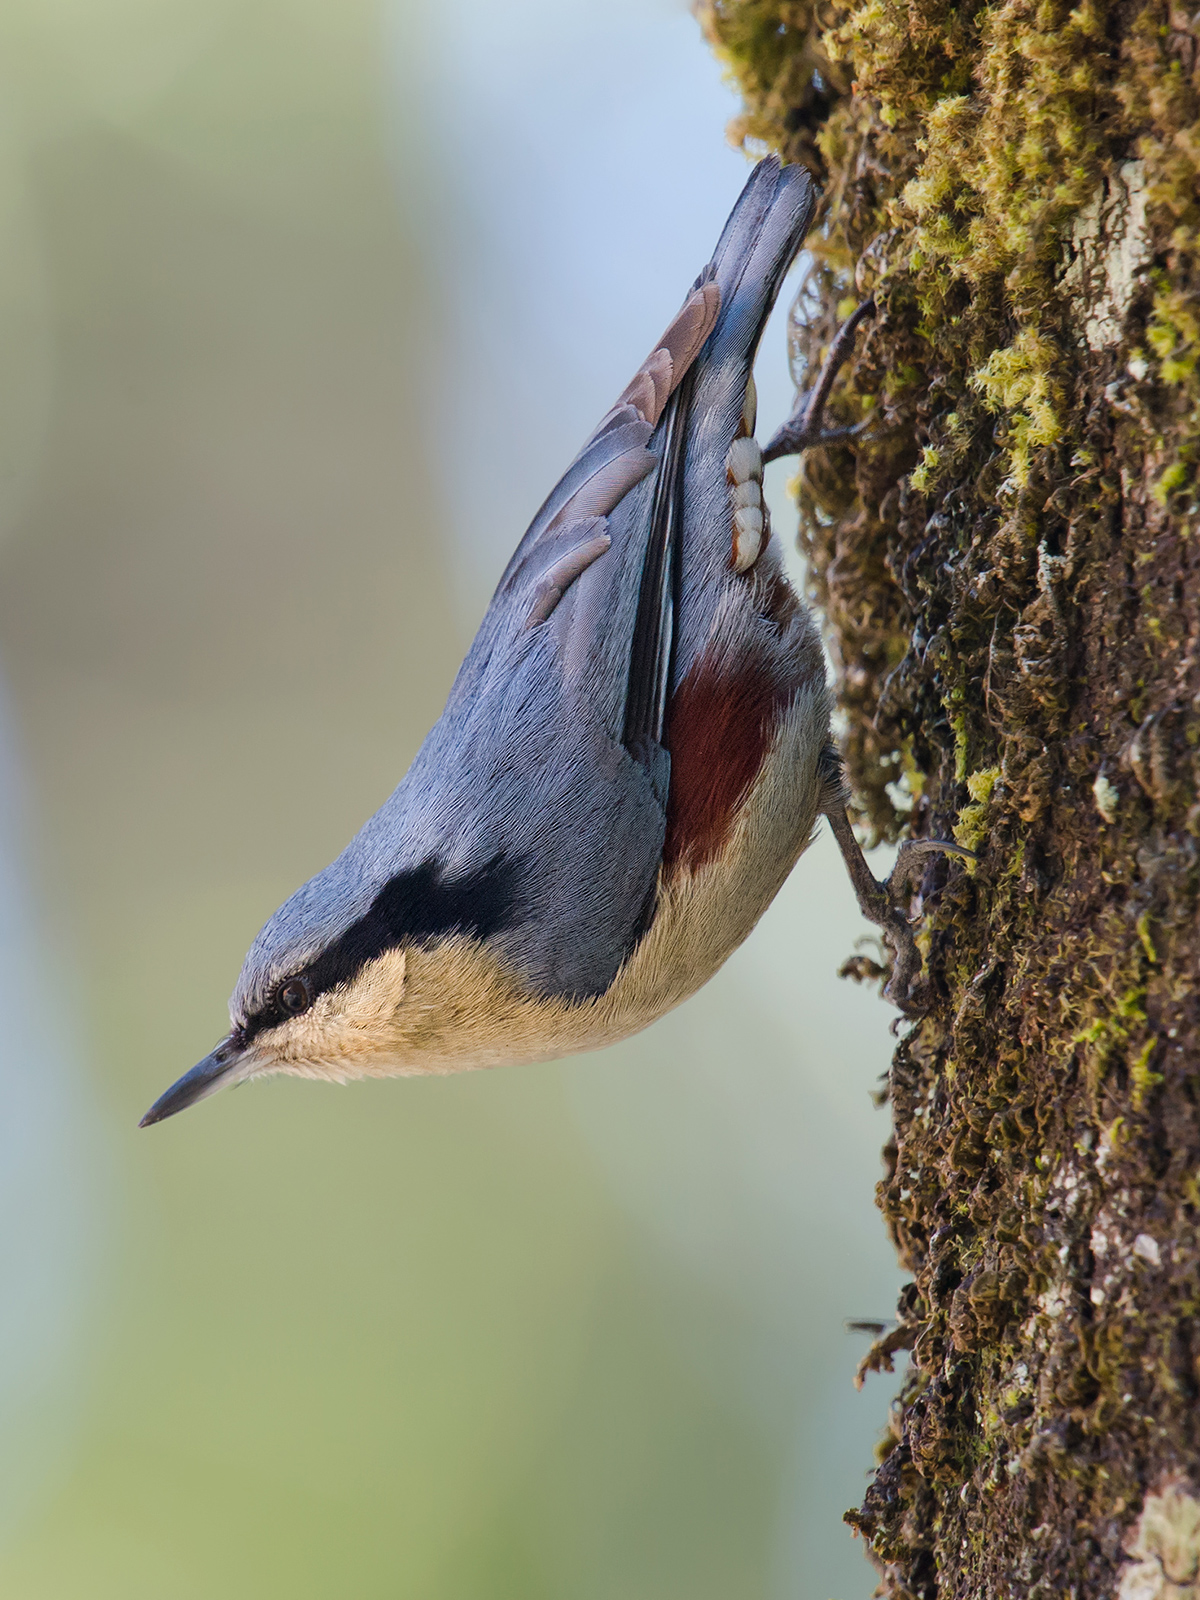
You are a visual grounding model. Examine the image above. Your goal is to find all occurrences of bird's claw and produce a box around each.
[763,414,873,462]
[825,810,975,1013]
[762,298,875,464]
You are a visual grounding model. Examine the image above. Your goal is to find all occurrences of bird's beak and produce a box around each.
[139,1034,247,1127]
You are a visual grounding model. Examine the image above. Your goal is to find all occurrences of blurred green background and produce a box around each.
[0,2,906,1595]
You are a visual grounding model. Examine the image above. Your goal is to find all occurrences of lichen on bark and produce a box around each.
[698,0,1200,1594]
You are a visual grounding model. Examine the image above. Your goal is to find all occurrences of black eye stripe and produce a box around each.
[237,855,515,1045]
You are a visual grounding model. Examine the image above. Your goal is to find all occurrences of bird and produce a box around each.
[141,156,960,1129]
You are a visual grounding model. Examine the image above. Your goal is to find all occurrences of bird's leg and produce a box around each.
[762,298,875,463]
[824,808,975,1011]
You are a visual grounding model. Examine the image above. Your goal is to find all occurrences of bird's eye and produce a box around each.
[278,977,312,1016]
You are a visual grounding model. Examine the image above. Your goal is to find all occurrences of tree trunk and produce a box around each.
[699,1,1200,1595]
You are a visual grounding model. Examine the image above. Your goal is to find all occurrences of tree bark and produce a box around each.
[699,1,1200,1595]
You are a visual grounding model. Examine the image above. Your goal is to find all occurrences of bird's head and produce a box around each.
[140,852,519,1126]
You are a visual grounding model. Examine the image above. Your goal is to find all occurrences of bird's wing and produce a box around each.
[494,272,720,599]
[458,270,722,772]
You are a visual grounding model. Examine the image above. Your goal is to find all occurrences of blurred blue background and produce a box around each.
[0,2,904,1595]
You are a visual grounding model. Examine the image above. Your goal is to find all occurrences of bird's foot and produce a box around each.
[825,808,975,1013]
[762,298,875,463]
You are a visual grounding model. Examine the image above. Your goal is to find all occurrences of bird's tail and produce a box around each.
[700,155,818,385]
[669,157,819,679]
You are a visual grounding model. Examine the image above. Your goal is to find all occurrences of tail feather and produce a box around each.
[672,158,819,682]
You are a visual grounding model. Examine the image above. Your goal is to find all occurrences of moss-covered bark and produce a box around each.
[698,1,1200,1594]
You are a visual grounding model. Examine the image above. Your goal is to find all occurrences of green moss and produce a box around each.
[1117,986,1149,1022]
[1073,1016,1110,1047]
[1154,460,1190,503]
[1130,1038,1165,1111]
[967,768,999,804]
[952,710,970,784]
[911,444,942,492]
[954,767,1001,855]
[970,334,1064,487]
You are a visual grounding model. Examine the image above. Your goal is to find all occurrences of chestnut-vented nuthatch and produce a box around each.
[142,157,966,1128]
